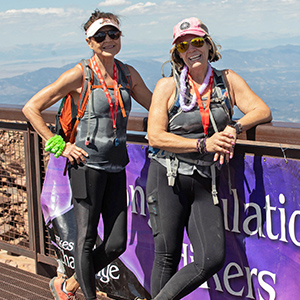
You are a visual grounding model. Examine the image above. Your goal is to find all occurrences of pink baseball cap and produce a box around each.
[172,17,208,44]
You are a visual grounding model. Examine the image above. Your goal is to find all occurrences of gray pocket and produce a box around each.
[147,192,160,236]
[70,167,87,199]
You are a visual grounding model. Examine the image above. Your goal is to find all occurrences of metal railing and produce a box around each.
[0,104,300,277]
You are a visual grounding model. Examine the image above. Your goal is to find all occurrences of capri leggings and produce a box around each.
[70,165,127,300]
[146,159,225,300]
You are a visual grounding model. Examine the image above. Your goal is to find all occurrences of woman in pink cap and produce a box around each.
[23,9,152,300]
[145,17,272,299]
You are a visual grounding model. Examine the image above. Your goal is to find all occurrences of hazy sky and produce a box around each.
[0,0,299,76]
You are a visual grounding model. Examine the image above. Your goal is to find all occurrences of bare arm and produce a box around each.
[23,65,83,140]
[224,69,272,130]
[127,65,152,111]
[22,64,88,164]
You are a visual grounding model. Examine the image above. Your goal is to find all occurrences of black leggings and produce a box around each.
[70,165,127,300]
[146,160,225,300]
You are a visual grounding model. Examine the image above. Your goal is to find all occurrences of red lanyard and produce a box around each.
[188,71,214,136]
[91,55,119,130]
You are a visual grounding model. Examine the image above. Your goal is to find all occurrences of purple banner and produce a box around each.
[122,144,300,300]
[41,145,300,300]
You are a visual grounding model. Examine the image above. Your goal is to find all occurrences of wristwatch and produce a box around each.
[229,121,243,135]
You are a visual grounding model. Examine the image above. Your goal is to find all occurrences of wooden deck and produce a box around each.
[0,262,114,300]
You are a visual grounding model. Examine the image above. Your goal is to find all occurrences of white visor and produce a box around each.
[86,18,120,38]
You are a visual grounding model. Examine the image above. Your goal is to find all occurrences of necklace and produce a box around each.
[91,55,120,146]
[179,64,213,112]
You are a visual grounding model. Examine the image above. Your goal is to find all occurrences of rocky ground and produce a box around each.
[0,127,35,273]
[0,127,30,246]
[0,249,35,273]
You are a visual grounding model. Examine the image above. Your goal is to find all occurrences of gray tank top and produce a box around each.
[75,60,131,172]
[150,68,232,178]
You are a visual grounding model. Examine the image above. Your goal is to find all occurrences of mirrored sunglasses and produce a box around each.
[176,37,205,53]
[93,30,121,43]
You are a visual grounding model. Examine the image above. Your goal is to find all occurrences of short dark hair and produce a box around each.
[83,9,120,32]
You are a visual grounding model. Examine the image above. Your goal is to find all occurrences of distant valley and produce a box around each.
[0,45,299,123]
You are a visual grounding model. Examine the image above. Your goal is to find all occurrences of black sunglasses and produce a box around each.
[93,30,121,43]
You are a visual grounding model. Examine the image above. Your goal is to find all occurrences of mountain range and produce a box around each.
[0,44,299,122]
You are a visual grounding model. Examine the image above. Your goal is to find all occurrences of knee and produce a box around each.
[200,250,226,277]
[211,251,225,274]
[105,237,127,259]
[193,243,226,275]
[114,240,127,257]
[154,251,181,272]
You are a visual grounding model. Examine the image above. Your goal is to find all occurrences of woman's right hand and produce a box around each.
[205,132,235,165]
[62,142,89,164]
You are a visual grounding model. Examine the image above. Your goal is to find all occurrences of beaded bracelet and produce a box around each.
[202,137,208,153]
[45,135,66,158]
[196,138,202,153]
[196,138,208,154]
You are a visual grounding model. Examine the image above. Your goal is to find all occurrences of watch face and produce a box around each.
[234,122,242,134]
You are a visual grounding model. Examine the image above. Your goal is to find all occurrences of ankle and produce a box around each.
[65,277,79,293]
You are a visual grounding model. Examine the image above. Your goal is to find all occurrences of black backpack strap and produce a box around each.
[114,58,132,91]
[168,75,181,120]
[213,68,233,118]
[168,88,181,120]
[78,59,93,110]
[57,96,66,116]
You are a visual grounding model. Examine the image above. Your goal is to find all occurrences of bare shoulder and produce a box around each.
[123,64,147,89]
[125,63,136,73]
[221,68,247,87]
[221,68,237,82]
[52,63,84,97]
[122,64,139,80]
[62,63,83,83]
[43,63,84,102]
[154,76,175,94]
[152,77,176,110]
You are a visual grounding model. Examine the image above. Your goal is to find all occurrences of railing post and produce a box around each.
[23,123,39,268]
